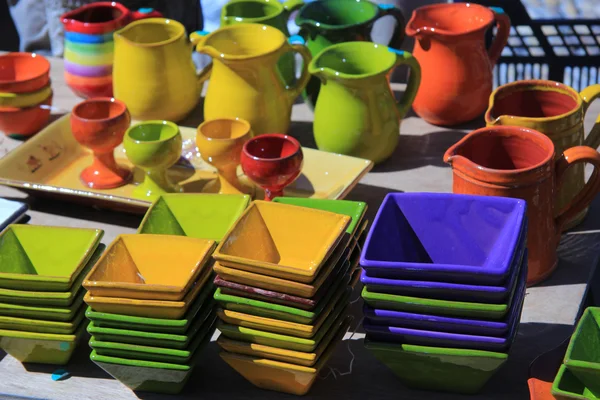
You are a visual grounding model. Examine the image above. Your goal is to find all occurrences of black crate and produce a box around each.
[457,0,600,91]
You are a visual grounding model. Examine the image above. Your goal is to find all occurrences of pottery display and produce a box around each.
[407,3,510,126]
[0,52,52,137]
[240,134,304,201]
[295,0,406,108]
[123,120,183,200]
[220,0,303,86]
[310,42,420,163]
[196,119,254,195]
[61,2,161,98]
[191,24,311,135]
[485,80,600,230]
[444,126,600,285]
[70,98,131,189]
[113,18,204,122]
[138,194,250,241]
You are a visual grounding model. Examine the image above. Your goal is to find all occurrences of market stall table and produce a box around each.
[0,55,598,400]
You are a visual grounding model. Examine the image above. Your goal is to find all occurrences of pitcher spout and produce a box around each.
[406,3,496,39]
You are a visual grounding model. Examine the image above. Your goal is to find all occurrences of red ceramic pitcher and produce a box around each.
[406,3,510,126]
[444,126,600,285]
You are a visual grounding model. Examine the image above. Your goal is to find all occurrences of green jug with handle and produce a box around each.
[310,41,421,164]
[220,0,304,87]
[295,0,406,109]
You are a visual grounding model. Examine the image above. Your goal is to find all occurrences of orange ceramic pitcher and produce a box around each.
[406,3,510,126]
[444,126,600,285]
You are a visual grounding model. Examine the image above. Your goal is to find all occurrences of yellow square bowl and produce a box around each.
[214,201,350,282]
[84,265,213,319]
[83,234,215,301]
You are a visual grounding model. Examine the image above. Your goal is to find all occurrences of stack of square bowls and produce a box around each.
[83,234,217,395]
[552,307,600,399]
[360,192,528,395]
[213,199,367,395]
[0,225,103,365]
[0,53,52,137]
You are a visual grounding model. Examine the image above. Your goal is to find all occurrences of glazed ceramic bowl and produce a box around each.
[0,288,85,321]
[364,256,527,336]
[0,319,87,365]
[0,84,52,108]
[137,194,250,242]
[360,192,527,285]
[67,80,113,99]
[64,60,112,77]
[214,201,350,282]
[83,234,215,300]
[0,225,103,291]
[365,339,508,394]
[563,307,600,394]
[219,314,346,396]
[90,322,216,394]
[217,288,351,338]
[86,298,215,349]
[89,312,216,363]
[0,52,50,93]
[552,365,599,400]
[360,236,527,303]
[0,92,52,137]
[86,282,215,334]
[0,305,86,335]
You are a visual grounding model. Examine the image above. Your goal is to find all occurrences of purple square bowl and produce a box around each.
[360,193,527,285]
[360,231,527,303]
[363,252,527,337]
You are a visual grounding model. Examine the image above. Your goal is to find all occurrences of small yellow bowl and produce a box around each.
[0,84,52,108]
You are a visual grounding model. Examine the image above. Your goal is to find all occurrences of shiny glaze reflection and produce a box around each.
[407,3,510,126]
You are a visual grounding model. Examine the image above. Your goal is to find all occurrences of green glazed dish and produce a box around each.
[87,299,215,349]
[0,225,103,291]
[552,364,600,400]
[217,304,349,352]
[365,339,508,395]
[89,313,217,364]
[0,319,87,365]
[0,286,85,321]
[85,283,215,334]
[138,194,250,242]
[90,322,216,394]
[0,304,86,334]
[0,245,104,306]
[564,307,600,395]
[361,286,512,319]
[272,198,366,236]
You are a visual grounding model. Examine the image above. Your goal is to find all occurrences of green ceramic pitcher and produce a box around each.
[221,0,304,87]
[296,0,406,108]
[310,42,421,164]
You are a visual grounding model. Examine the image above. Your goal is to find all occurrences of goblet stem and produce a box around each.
[264,188,284,201]
[92,151,121,175]
[218,167,244,194]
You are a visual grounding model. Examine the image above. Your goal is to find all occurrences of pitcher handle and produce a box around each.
[389,49,421,120]
[554,146,600,231]
[487,7,511,65]
[375,4,406,50]
[580,84,600,149]
[190,31,213,88]
[131,8,163,20]
[285,36,312,102]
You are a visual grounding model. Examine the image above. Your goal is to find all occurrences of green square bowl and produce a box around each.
[0,285,85,321]
[0,225,103,291]
[365,339,508,395]
[564,307,600,394]
[0,318,87,365]
[0,244,104,307]
[552,364,600,399]
[138,194,250,242]
[85,282,215,334]
[90,321,216,394]
[0,303,86,334]
[86,298,215,349]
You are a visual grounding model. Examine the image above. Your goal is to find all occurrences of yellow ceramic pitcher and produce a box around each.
[190,23,312,135]
[113,18,208,122]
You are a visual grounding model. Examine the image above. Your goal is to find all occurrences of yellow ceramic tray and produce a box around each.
[0,115,373,214]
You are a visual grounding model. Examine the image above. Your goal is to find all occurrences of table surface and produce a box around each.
[1,55,600,400]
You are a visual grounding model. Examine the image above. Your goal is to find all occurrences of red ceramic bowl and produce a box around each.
[0,92,53,137]
[0,53,50,93]
[241,133,303,201]
[67,78,113,99]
